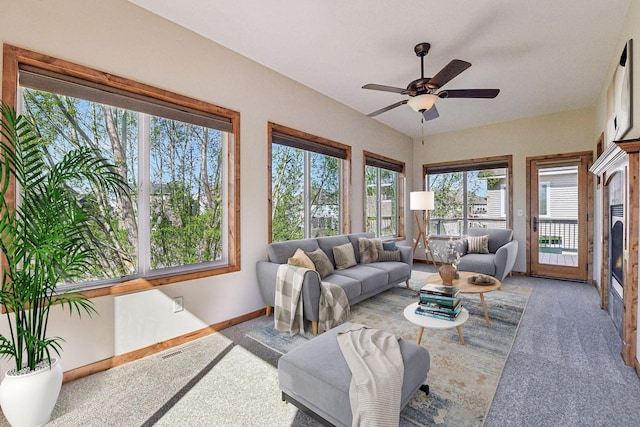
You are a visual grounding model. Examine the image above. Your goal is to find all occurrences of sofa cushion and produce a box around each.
[317,235,351,266]
[367,261,410,283]
[333,265,389,294]
[288,248,316,270]
[468,228,513,254]
[456,253,496,276]
[333,243,357,270]
[268,238,319,264]
[358,237,383,264]
[321,273,362,302]
[467,235,489,254]
[306,248,335,279]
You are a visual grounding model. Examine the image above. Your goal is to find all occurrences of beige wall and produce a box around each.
[412,107,595,271]
[0,0,413,376]
[2,0,637,376]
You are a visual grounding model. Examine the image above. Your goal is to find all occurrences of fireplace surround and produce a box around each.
[591,137,640,371]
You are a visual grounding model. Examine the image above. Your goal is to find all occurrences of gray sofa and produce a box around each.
[456,228,518,281]
[256,232,413,334]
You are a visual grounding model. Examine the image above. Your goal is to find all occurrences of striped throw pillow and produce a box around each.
[377,249,401,262]
[467,235,489,254]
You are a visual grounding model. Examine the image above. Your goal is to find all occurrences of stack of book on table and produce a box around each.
[417,284,462,321]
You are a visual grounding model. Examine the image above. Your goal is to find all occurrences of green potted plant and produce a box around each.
[0,102,129,426]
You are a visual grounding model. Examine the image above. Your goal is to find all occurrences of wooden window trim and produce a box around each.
[363,151,405,240]
[267,122,351,243]
[422,154,514,232]
[2,44,241,299]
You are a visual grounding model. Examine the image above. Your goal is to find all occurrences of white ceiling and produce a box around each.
[129,0,631,139]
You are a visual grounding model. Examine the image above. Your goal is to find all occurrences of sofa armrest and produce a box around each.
[398,245,413,270]
[494,240,518,281]
[256,261,322,321]
[256,261,281,307]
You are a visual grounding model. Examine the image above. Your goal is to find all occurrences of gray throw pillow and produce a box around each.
[377,249,401,262]
[333,243,357,270]
[358,237,382,264]
[305,248,334,278]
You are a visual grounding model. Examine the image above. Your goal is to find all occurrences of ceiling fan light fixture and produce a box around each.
[407,94,438,112]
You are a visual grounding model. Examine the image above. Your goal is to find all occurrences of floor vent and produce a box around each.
[159,341,200,360]
[161,350,183,360]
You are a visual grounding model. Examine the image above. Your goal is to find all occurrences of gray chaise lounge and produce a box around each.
[278,322,430,426]
[256,232,413,334]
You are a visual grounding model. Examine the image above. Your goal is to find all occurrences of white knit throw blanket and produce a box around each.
[274,264,350,336]
[337,323,404,427]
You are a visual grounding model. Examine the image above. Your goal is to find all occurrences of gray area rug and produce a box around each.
[247,272,531,427]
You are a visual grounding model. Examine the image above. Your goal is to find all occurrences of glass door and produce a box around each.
[528,153,590,281]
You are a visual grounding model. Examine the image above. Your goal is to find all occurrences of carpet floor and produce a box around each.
[2,269,640,426]
[247,271,530,426]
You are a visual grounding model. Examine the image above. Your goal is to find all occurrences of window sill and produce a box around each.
[80,263,240,299]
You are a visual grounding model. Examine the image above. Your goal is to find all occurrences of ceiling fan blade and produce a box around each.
[367,100,408,117]
[439,89,500,99]
[362,84,408,94]
[422,105,439,121]
[428,59,472,89]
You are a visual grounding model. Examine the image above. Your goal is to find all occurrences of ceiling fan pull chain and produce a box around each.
[421,117,425,145]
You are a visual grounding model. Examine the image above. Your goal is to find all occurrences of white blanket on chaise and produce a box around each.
[337,323,404,427]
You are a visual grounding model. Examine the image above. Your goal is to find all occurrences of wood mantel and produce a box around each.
[590,138,639,370]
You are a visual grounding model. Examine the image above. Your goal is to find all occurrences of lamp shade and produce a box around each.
[407,94,438,112]
[410,191,434,211]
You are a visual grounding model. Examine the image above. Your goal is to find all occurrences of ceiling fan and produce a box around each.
[363,42,500,121]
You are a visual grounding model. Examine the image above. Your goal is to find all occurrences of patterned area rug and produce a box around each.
[247,271,531,427]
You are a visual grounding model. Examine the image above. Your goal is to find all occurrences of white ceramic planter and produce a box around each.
[0,358,63,427]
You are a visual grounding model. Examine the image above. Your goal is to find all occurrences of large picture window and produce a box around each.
[423,156,512,236]
[269,123,350,242]
[3,46,240,294]
[364,151,405,238]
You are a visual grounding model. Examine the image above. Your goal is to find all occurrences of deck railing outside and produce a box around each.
[427,217,578,253]
[537,218,578,252]
[427,218,507,236]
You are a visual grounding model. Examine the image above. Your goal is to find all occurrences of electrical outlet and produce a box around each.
[173,296,184,313]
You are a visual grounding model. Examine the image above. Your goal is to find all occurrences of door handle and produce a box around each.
[533,217,538,232]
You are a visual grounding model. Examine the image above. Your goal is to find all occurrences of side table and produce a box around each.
[403,302,469,345]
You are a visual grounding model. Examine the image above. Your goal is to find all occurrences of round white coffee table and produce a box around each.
[403,302,469,345]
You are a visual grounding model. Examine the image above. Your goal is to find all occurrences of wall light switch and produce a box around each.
[173,296,184,313]
[517,209,524,217]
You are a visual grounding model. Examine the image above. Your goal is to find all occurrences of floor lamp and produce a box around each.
[410,191,437,266]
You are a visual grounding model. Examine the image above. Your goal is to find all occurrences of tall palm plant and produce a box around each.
[0,102,129,372]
